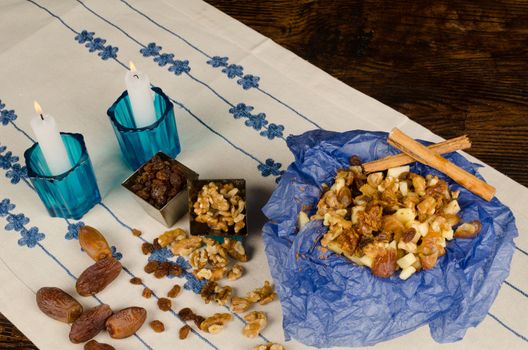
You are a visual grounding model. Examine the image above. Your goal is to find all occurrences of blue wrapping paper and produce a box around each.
[262,130,518,347]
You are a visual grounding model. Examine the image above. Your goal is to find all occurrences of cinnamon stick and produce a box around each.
[388,128,495,201]
[363,135,471,173]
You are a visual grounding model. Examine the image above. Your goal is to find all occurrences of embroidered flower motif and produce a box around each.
[260,123,285,140]
[0,199,15,217]
[0,151,18,170]
[237,74,260,90]
[228,103,253,119]
[85,38,106,52]
[65,221,84,240]
[98,45,118,60]
[5,213,29,231]
[222,64,244,78]
[18,226,45,248]
[207,56,229,68]
[0,144,6,154]
[148,247,173,262]
[111,246,123,260]
[0,101,5,110]
[176,256,191,270]
[74,30,95,44]
[0,109,17,126]
[183,272,207,294]
[245,112,268,130]
[258,158,283,177]
[6,164,27,184]
[154,53,174,67]
[168,60,190,75]
[140,42,162,57]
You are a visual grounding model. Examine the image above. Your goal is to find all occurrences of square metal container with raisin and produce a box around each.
[122,152,198,227]
[188,179,248,237]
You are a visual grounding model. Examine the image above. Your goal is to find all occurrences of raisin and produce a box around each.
[402,228,417,243]
[193,315,205,329]
[167,285,181,298]
[132,229,143,237]
[142,288,152,299]
[149,320,165,333]
[152,238,162,251]
[130,277,143,285]
[157,298,172,312]
[178,308,195,321]
[169,264,183,277]
[179,325,191,339]
[154,268,168,279]
[141,242,154,255]
[144,261,159,274]
[349,155,362,166]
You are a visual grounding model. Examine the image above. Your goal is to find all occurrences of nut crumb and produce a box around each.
[149,320,165,333]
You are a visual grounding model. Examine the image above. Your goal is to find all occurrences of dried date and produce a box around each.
[76,257,122,296]
[84,340,115,350]
[36,287,83,323]
[78,226,112,262]
[106,307,147,339]
[69,304,112,344]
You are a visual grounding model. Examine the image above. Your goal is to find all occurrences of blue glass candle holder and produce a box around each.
[107,86,181,170]
[24,133,101,220]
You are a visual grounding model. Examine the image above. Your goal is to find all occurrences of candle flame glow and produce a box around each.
[33,100,43,114]
[129,61,137,73]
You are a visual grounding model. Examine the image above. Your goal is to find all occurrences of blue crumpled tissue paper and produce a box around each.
[262,130,517,347]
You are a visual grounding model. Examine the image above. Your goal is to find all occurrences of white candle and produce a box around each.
[125,61,157,128]
[30,101,72,176]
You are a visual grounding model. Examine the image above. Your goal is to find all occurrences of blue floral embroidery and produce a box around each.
[5,213,29,231]
[0,145,5,153]
[0,109,17,126]
[258,158,283,178]
[111,246,123,260]
[237,74,260,90]
[245,112,268,130]
[0,152,19,170]
[168,60,191,75]
[0,199,15,217]
[6,164,27,184]
[183,272,207,294]
[154,53,174,67]
[207,56,228,68]
[18,226,45,248]
[98,45,118,60]
[228,103,253,119]
[148,247,173,262]
[176,256,191,270]
[140,42,162,57]
[65,221,84,240]
[260,123,284,140]
[85,37,106,52]
[0,101,5,110]
[74,30,94,44]
[222,64,244,78]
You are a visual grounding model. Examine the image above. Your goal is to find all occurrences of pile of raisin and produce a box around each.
[129,155,185,209]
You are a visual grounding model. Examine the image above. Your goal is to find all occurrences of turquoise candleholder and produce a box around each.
[107,86,181,170]
[24,133,101,220]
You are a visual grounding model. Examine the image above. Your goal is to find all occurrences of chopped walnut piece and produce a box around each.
[247,281,277,305]
[171,236,203,256]
[158,228,187,247]
[200,313,232,334]
[222,238,248,262]
[231,296,252,313]
[227,264,243,281]
[242,311,267,338]
[254,343,285,350]
[189,249,208,269]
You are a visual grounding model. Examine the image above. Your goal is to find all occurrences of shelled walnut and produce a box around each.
[199,313,232,334]
[222,238,248,262]
[227,264,243,281]
[313,161,483,280]
[158,228,187,247]
[193,182,246,233]
[254,343,285,350]
[171,236,203,256]
[200,281,232,305]
[242,311,267,338]
[231,297,251,313]
[247,281,277,305]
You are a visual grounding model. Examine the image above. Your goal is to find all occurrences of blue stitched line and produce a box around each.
[118,0,211,58]
[37,242,78,280]
[257,87,321,129]
[504,281,528,298]
[223,304,271,343]
[76,0,144,47]
[26,0,78,34]
[9,121,35,143]
[97,202,133,231]
[488,312,528,342]
[186,72,234,107]
[118,0,322,130]
[515,246,528,257]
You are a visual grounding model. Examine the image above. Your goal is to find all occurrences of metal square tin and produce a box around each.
[121,152,198,227]
[188,178,248,237]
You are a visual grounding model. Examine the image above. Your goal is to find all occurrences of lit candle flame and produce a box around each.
[33,100,43,115]
[129,61,137,73]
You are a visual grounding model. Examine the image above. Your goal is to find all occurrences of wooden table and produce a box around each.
[2,0,526,348]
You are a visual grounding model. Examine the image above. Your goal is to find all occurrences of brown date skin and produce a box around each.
[69,304,112,344]
[79,226,112,262]
[36,287,83,323]
[106,307,147,339]
[84,339,116,350]
[371,249,397,278]
[76,257,122,296]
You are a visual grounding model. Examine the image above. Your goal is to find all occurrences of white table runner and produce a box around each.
[0,1,526,349]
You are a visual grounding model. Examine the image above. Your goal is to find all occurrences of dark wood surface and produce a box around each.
[2,0,527,348]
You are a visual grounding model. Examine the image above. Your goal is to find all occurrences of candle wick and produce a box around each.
[133,74,139,79]
[40,114,44,120]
